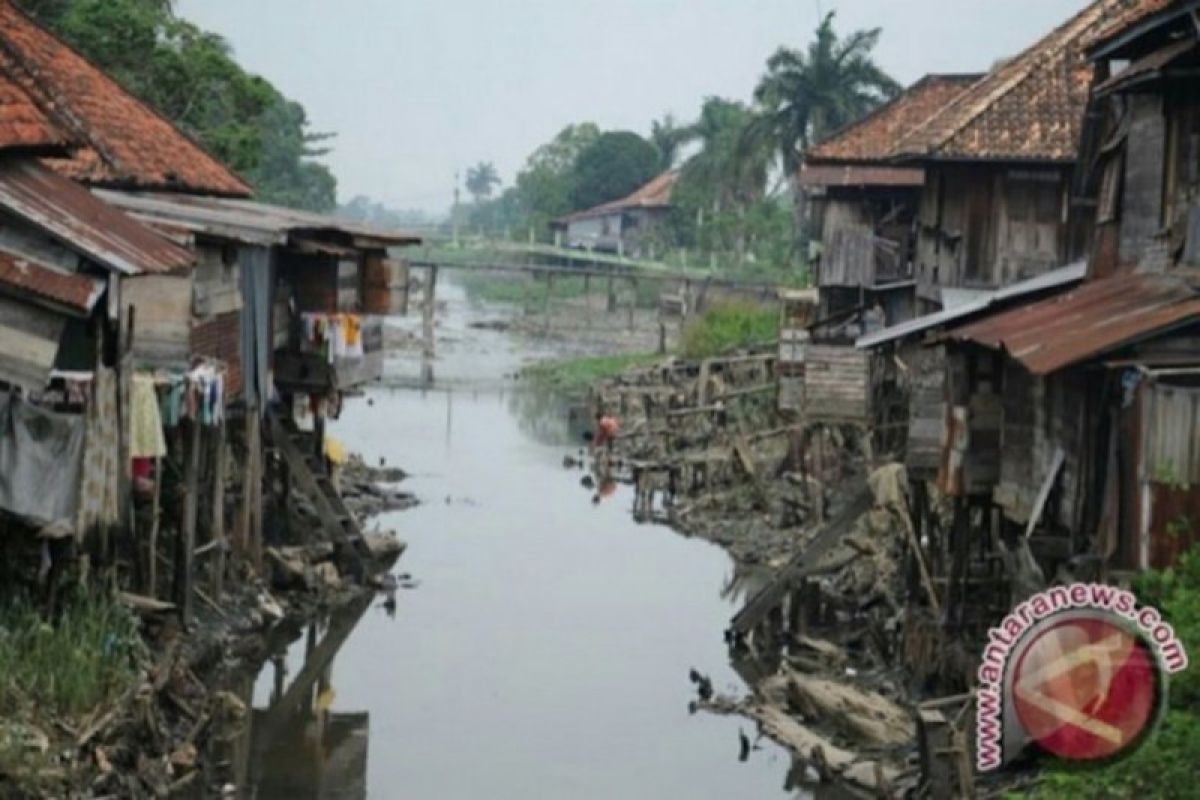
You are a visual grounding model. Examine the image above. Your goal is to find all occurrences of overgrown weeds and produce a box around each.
[679,301,778,359]
[0,587,144,720]
[522,352,661,394]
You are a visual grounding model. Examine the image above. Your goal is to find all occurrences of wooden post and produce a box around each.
[240,408,263,573]
[606,274,616,313]
[422,265,438,359]
[176,418,201,625]
[210,421,227,600]
[627,277,637,332]
[146,456,161,598]
[543,272,554,333]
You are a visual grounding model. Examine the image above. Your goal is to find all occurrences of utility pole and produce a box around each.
[452,171,461,248]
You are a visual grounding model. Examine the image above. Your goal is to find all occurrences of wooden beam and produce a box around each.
[175,418,201,625]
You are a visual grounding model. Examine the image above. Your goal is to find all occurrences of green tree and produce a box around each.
[19,0,338,210]
[512,123,600,234]
[569,130,660,211]
[743,11,899,227]
[465,162,501,204]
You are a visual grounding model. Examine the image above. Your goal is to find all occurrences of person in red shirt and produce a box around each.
[591,411,620,452]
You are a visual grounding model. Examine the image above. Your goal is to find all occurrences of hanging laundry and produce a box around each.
[130,374,167,458]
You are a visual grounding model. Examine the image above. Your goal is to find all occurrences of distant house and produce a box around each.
[801,74,980,327]
[892,1,1123,311]
[551,172,678,258]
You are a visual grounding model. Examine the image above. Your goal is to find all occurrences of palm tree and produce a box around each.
[465,162,501,204]
[742,12,900,230]
[650,113,690,172]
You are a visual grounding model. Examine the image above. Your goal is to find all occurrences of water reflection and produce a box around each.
[222,595,374,800]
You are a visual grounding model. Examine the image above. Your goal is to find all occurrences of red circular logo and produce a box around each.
[1011,615,1160,762]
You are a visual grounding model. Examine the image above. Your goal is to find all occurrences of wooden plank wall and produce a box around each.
[1119,94,1166,266]
[804,344,869,423]
[122,274,192,370]
[0,294,67,391]
[906,345,946,476]
[192,244,243,318]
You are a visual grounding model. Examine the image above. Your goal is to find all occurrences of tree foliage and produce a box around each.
[744,11,899,178]
[465,162,500,204]
[18,0,338,210]
[569,131,660,211]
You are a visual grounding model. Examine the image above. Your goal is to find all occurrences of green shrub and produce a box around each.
[679,301,778,359]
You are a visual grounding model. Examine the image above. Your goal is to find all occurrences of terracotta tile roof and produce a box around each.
[947,271,1200,374]
[0,158,194,275]
[0,1,251,196]
[0,249,103,315]
[1085,0,1181,54]
[0,69,70,152]
[895,0,1128,163]
[556,171,678,224]
[806,74,981,164]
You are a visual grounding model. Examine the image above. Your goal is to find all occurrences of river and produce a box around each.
[239,280,806,799]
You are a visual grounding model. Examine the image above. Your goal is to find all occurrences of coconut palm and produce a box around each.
[465,162,501,204]
[742,12,900,223]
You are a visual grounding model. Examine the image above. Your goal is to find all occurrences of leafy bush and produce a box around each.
[679,301,778,359]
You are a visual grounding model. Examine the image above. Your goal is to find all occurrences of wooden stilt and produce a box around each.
[210,421,227,599]
[147,456,161,598]
[176,418,201,625]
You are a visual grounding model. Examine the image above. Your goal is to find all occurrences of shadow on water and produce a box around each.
[205,278,860,799]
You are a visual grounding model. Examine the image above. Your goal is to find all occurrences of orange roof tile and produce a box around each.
[556,171,678,224]
[806,74,981,164]
[895,0,1127,163]
[0,1,251,196]
[0,68,69,152]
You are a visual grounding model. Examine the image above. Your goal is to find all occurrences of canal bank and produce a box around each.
[227,279,809,798]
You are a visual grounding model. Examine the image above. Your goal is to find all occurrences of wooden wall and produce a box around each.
[1119,94,1166,266]
[804,344,869,424]
[0,294,67,391]
[916,164,1069,305]
[122,274,192,370]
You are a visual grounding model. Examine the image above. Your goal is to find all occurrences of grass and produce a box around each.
[522,352,662,394]
[679,300,779,360]
[0,589,144,720]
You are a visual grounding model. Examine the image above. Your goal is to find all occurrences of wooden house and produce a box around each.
[891,1,1127,311]
[801,74,980,325]
[551,172,677,258]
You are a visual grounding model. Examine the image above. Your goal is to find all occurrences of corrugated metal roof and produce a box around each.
[0,1,251,196]
[94,190,423,248]
[895,0,1124,162]
[555,172,678,225]
[0,159,194,275]
[797,164,925,188]
[857,261,1087,349]
[947,271,1200,374]
[0,249,103,314]
[806,74,981,164]
[1094,36,1199,95]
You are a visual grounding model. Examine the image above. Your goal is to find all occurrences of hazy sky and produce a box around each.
[175,0,1085,211]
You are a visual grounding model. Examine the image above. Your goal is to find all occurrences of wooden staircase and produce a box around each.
[267,410,370,581]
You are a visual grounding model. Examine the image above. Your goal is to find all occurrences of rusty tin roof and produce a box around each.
[0,158,195,275]
[0,1,251,196]
[947,271,1200,374]
[95,189,424,249]
[0,249,104,315]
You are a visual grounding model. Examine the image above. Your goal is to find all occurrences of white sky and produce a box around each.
[175,0,1086,211]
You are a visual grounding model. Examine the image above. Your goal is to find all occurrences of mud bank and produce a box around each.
[0,460,409,800]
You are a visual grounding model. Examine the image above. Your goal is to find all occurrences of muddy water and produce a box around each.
[244,281,803,799]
